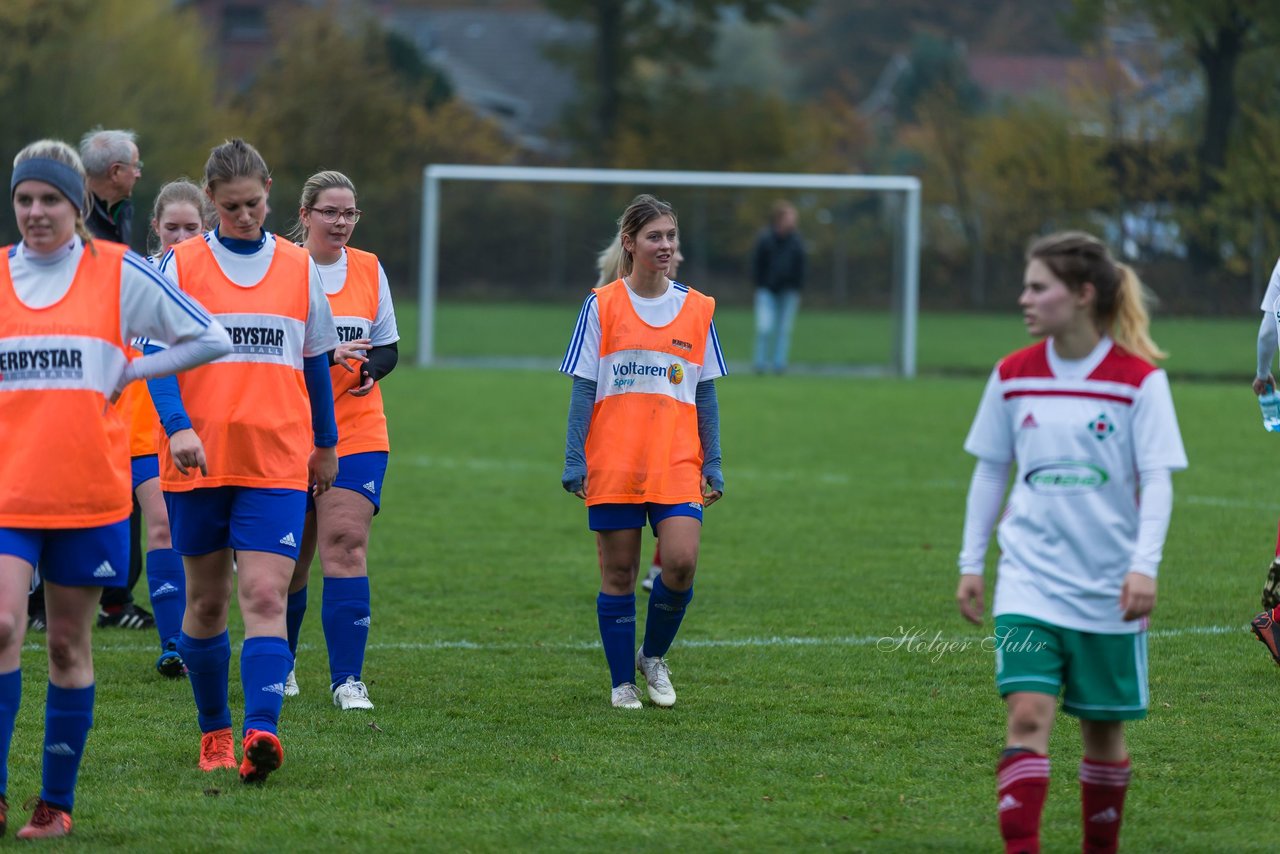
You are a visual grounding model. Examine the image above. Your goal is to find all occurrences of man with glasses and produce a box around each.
[71,128,156,634]
[81,128,142,246]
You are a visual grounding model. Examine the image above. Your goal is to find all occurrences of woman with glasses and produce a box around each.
[148,140,365,783]
[281,170,398,711]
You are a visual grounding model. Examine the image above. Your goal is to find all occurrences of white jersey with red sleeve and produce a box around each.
[964,336,1188,634]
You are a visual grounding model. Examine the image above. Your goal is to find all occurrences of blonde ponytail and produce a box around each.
[1111,263,1166,362]
[595,235,625,286]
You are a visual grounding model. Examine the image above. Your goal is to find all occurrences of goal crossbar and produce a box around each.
[418,164,922,375]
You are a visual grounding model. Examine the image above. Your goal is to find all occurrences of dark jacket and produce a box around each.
[752,228,806,293]
[86,194,133,246]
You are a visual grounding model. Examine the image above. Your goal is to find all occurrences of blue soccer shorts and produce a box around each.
[0,519,130,588]
[588,501,703,537]
[165,486,307,560]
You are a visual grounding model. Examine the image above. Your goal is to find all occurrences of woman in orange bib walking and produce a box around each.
[0,139,229,837]
[283,170,398,711]
[561,194,727,709]
[148,139,362,784]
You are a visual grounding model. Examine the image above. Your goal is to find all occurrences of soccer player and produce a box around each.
[283,170,398,710]
[1249,258,1280,611]
[114,179,213,679]
[593,236,684,595]
[956,231,1187,853]
[1,139,230,838]
[148,139,359,784]
[562,194,726,709]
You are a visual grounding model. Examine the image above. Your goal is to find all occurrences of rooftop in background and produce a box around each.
[385,6,586,154]
[967,53,1141,100]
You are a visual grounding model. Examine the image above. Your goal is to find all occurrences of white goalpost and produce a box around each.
[417,164,922,376]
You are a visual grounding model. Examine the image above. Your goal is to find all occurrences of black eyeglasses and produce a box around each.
[309,207,362,224]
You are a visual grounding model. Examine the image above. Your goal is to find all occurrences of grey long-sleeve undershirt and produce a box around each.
[562,377,723,494]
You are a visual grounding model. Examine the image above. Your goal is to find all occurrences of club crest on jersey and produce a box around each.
[1088,413,1115,441]
[669,363,684,385]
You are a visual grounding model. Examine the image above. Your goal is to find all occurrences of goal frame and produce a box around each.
[417,164,922,376]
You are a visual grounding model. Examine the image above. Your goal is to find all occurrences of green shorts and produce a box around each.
[992,614,1149,721]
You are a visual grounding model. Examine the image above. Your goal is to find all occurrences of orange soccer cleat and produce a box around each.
[238,729,284,784]
[199,727,237,772]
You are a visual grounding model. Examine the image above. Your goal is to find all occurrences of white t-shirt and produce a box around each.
[559,279,727,382]
[10,239,214,347]
[314,249,400,347]
[158,231,339,358]
[1261,257,1280,312]
[964,336,1188,634]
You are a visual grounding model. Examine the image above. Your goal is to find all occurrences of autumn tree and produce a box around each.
[1070,0,1280,270]
[543,0,812,157]
[235,7,514,284]
[0,0,226,248]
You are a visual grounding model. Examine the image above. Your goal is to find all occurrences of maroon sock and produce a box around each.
[1079,757,1131,854]
[997,750,1050,854]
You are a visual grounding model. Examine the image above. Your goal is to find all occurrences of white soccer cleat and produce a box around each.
[641,565,661,593]
[635,650,676,707]
[610,682,643,709]
[333,675,374,710]
[283,669,299,697]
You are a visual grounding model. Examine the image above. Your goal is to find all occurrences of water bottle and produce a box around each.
[1261,384,1280,432]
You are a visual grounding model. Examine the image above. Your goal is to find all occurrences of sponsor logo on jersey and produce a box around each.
[0,347,85,382]
[612,361,668,378]
[1020,412,1038,429]
[671,337,693,351]
[669,363,684,385]
[1088,412,1115,441]
[228,325,285,356]
[336,325,368,343]
[1024,461,1109,495]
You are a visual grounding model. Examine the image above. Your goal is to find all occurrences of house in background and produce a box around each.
[180,0,582,154]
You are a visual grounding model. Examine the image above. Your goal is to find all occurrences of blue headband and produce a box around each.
[10,158,85,209]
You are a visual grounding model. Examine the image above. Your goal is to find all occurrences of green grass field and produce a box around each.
[9,309,1273,850]
[423,301,1261,380]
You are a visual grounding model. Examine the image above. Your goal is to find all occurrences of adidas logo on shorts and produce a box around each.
[363,481,376,493]
[93,561,116,579]
[152,582,179,597]
[262,683,286,696]
[279,532,297,548]
[354,616,371,627]
[45,742,75,756]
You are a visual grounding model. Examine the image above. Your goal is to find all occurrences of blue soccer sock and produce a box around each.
[642,576,694,659]
[0,670,21,797]
[41,683,93,813]
[179,631,232,733]
[146,548,186,650]
[322,576,370,690]
[241,636,293,736]
[286,586,308,658]
[596,592,637,688]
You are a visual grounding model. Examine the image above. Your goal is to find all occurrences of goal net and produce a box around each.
[416,165,921,376]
